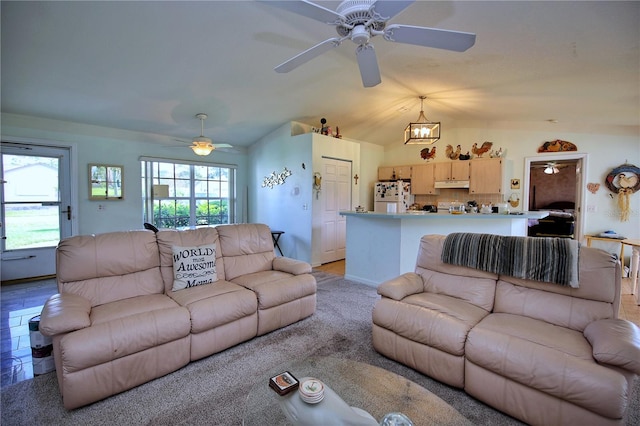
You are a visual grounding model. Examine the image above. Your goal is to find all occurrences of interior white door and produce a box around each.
[1,143,73,281]
[320,157,351,264]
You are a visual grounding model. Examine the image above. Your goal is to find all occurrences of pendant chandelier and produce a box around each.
[404,96,440,145]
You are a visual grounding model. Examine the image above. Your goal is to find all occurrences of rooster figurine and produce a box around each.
[420,147,436,161]
[472,141,493,158]
[446,144,461,160]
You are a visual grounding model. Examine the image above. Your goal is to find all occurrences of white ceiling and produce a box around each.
[2,1,639,148]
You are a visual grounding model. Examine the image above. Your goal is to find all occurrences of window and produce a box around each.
[89,164,124,199]
[141,157,236,229]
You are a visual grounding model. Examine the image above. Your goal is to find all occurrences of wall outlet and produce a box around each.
[586,205,597,212]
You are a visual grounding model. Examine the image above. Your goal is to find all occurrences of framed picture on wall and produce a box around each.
[89,164,124,200]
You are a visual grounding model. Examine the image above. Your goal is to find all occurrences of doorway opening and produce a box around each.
[523,153,587,241]
[1,142,73,281]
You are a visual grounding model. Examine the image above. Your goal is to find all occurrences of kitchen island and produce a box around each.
[339,210,549,286]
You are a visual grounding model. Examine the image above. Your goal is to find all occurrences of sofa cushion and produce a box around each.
[466,313,628,419]
[156,228,225,293]
[217,223,275,281]
[373,294,489,356]
[171,243,218,291]
[418,269,496,312]
[90,294,178,325]
[56,231,164,306]
[168,281,258,334]
[494,280,616,332]
[61,295,191,372]
[496,246,620,324]
[231,271,317,310]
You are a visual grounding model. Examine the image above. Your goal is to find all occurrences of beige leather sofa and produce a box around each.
[373,234,640,426]
[40,223,316,409]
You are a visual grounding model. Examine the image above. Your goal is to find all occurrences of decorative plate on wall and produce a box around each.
[537,139,577,153]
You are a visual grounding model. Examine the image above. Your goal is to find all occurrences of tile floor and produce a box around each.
[1,265,638,390]
[1,278,57,388]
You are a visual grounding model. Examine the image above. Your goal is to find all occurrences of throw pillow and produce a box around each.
[171,243,217,291]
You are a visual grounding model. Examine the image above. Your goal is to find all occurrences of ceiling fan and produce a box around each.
[176,113,232,156]
[261,0,476,87]
[532,161,572,174]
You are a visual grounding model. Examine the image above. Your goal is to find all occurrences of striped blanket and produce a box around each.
[441,233,580,287]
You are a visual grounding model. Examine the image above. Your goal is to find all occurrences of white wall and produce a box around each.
[380,123,640,242]
[1,113,249,235]
[356,141,384,211]
[248,123,314,262]
[249,122,375,266]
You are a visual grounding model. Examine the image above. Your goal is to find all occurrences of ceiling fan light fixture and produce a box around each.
[404,96,440,145]
[191,141,214,156]
[544,165,560,174]
[190,113,215,156]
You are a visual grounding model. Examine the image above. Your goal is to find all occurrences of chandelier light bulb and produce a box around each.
[404,96,440,145]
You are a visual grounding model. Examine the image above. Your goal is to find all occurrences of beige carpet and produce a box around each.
[1,272,636,425]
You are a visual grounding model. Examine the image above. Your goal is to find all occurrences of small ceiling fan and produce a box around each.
[261,0,476,87]
[532,161,571,174]
[176,113,232,156]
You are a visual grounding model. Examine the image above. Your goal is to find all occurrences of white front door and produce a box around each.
[1,143,73,281]
[320,157,351,264]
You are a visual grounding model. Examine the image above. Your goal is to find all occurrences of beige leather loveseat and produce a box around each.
[373,234,640,426]
[39,223,316,409]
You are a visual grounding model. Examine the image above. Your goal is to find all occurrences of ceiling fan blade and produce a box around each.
[213,143,233,148]
[384,24,476,52]
[356,44,381,88]
[370,1,415,20]
[259,0,343,24]
[275,37,342,73]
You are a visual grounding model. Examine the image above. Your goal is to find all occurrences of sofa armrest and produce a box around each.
[39,293,92,337]
[273,257,312,275]
[377,273,424,301]
[584,319,640,375]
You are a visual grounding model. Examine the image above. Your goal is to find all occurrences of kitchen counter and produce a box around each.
[339,210,548,286]
[341,211,548,219]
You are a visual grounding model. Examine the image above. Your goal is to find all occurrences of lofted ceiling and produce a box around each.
[1,1,639,149]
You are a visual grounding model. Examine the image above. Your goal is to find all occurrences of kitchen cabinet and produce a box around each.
[411,163,439,194]
[469,158,504,194]
[434,161,470,181]
[395,166,412,180]
[378,167,395,181]
[378,165,412,181]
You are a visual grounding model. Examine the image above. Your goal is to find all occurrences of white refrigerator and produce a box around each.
[374,181,413,213]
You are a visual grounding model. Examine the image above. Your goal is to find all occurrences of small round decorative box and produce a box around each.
[298,378,324,404]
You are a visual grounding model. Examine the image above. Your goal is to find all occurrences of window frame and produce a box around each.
[140,156,237,229]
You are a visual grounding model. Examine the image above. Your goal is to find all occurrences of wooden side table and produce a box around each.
[621,239,640,305]
[585,235,626,260]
